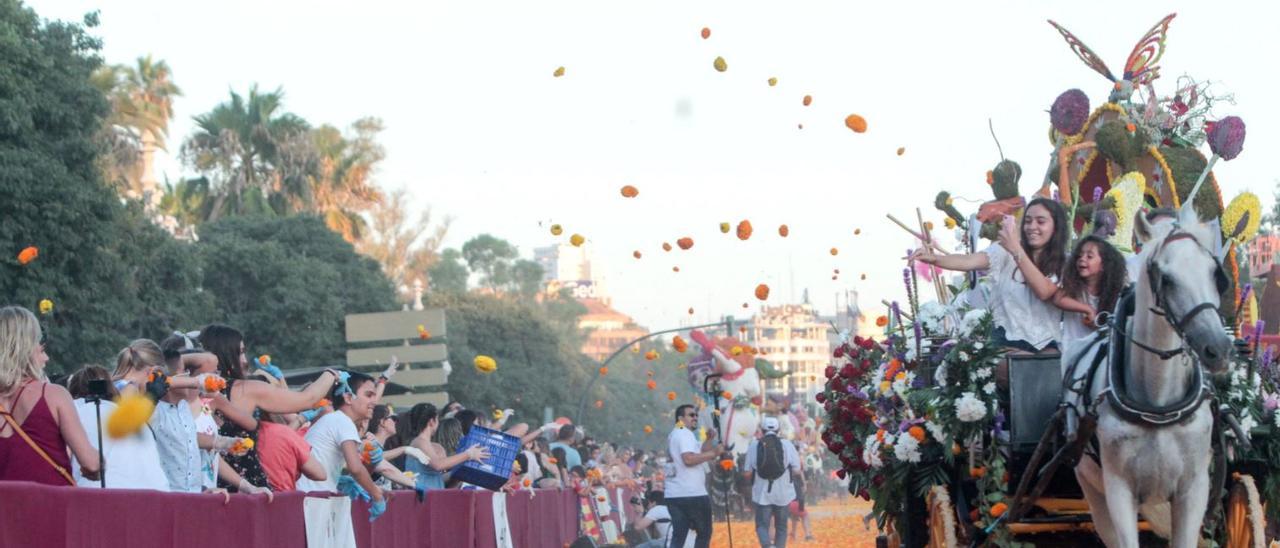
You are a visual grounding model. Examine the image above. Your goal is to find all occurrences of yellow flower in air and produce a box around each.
[570,234,585,247]
[553,66,565,77]
[719,222,730,233]
[550,224,563,236]
[730,346,742,356]
[473,355,498,374]
[38,299,53,315]
[107,393,155,439]
[713,56,727,72]
[944,217,957,229]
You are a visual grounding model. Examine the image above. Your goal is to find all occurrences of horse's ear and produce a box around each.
[1134,211,1155,243]
[1178,203,1202,226]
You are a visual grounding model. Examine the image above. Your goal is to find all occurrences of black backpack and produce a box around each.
[756,434,786,492]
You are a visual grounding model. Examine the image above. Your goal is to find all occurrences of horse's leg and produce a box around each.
[1077,458,1121,548]
[1100,464,1141,548]
[1169,469,1210,548]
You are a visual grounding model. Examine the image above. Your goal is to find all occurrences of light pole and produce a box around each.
[574,317,736,425]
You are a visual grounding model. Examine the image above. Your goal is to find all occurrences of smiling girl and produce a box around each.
[1057,235,1127,352]
[912,198,1079,352]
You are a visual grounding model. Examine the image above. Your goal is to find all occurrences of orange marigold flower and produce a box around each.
[802,95,812,107]
[754,284,770,301]
[908,426,926,442]
[829,247,838,256]
[844,114,867,133]
[721,391,732,400]
[700,27,710,39]
[736,220,753,241]
[594,400,604,409]
[522,478,533,487]
[644,425,653,434]
[633,250,642,259]
[550,224,563,236]
[719,459,734,471]
[875,429,886,443]
[687,307,694,315]
[599,366,608,376]
[676,237,694,250]
[645,350,659,361]
[662,242,672,252]
[990,502,1008,518]
[620,185,639,198]
[16,246,38,265]
[647,379,657,390]
[875,315,888,327]
[778,224,789,237]
[672,335,689,353]
[204,376,227,393]
[314,398,330,409]
[666,391,677,401]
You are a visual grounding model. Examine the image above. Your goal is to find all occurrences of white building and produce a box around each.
[750,297,832,400]
[534,243,608,300]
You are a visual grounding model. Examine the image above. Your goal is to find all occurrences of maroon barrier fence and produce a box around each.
[0,481,595,548]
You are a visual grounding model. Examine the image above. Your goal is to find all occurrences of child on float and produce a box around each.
[911,198,1092,355]
[1058,235,1128,355]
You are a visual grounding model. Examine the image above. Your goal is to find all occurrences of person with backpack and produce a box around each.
[744,416,800,548]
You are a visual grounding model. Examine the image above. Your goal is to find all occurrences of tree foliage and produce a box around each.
[354,188,449,301]
[196,215,397,367]
[0,2,207,371]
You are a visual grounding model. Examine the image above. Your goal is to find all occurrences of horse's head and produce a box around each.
[1135,208,1232,372]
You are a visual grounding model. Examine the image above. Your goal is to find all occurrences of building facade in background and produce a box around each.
[1247,234,1279,276]
[750,300,832,400]
[534,243,648,359]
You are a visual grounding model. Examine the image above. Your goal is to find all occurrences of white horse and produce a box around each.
[1064,207,1233,548]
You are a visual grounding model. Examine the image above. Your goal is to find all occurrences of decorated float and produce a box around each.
[819,13,1277,547]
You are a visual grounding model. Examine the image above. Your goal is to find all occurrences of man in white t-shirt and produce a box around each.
[298,372,384,547]
[664,404,722,548]
[744,417,800,548]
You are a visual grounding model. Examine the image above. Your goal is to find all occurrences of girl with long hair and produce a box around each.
[406,407,490,491]
[1057,235,1128,352]
[196,324,341,490]
[0,306,100,485]
[911,198,1089,352]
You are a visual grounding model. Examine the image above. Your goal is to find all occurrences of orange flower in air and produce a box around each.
[875,315,888,327]
[736,220,753,241]
[990,502,1008,518]
[633,250,642,259]
[662,242,672,252]
[666,391,677,401]
[908,426,926,443]
[647,379,657,390]
[672,336,688,353]
[644,425,653,434]
[700,27,711,39]
[620,185,639,198]
[719,459,734,471]
[687,307,694,315]
[645,350,659,361]
[844,114,867,133]
[677,237,694,250]
[599,366,608,376]
[802,95,812,107]
[829,247,838,256]
[594,400,604,409]
[522,478,533,487]
[721,391,732,400]
[754,284,770,301]
[16,246,38,265]
[778,225,789,237]
[672,266,680,273]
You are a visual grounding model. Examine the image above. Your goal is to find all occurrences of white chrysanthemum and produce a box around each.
[917,301,947,334]
[893,372,916,397]
[983,381,997,395]
[863,435,883,469]
[925,420,948,444]
[973,342,984,350]
[934,364,949,386]
[955,392,987,422]
[894,434,922,463]
[960,309,989,335]
[958,351,970,362]
[975,367,992,380]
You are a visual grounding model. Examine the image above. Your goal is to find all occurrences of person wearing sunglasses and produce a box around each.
[664,404,722,548]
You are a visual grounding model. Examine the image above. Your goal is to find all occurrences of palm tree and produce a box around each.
[306,118,387,241]
[92,55,182,208]
[181,85,309,221]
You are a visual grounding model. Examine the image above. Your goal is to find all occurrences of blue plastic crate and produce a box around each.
[452,425,520,491]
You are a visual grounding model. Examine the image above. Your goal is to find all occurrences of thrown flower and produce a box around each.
[16,246,38,265]
[38,299,53,315]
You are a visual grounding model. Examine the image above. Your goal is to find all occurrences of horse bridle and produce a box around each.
[1133,229,1229,361]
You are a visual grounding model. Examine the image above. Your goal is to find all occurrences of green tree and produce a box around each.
[460,234,517,292]
[181,85,309,221]
[426,292,591,423]
[306,118,385,242]
[510,259,544,300]
[428,248,470,295]
[92,54,181,206]
[195,215,397,367]
[355,187,450,301]
[0,3,207,371]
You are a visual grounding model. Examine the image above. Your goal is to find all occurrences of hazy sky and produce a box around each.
[29,0,1280,330]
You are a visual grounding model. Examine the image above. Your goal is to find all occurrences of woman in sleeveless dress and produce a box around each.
[0,306,99,485]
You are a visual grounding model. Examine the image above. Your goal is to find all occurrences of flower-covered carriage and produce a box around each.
[819,13,1276,548]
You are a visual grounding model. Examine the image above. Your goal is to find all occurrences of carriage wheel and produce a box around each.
[926,485,959,548]
[1224,473,1266,548]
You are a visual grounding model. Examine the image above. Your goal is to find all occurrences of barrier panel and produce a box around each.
[0,481,587,548]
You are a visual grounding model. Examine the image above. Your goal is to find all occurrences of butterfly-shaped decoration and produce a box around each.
[1047,13,1176,103]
